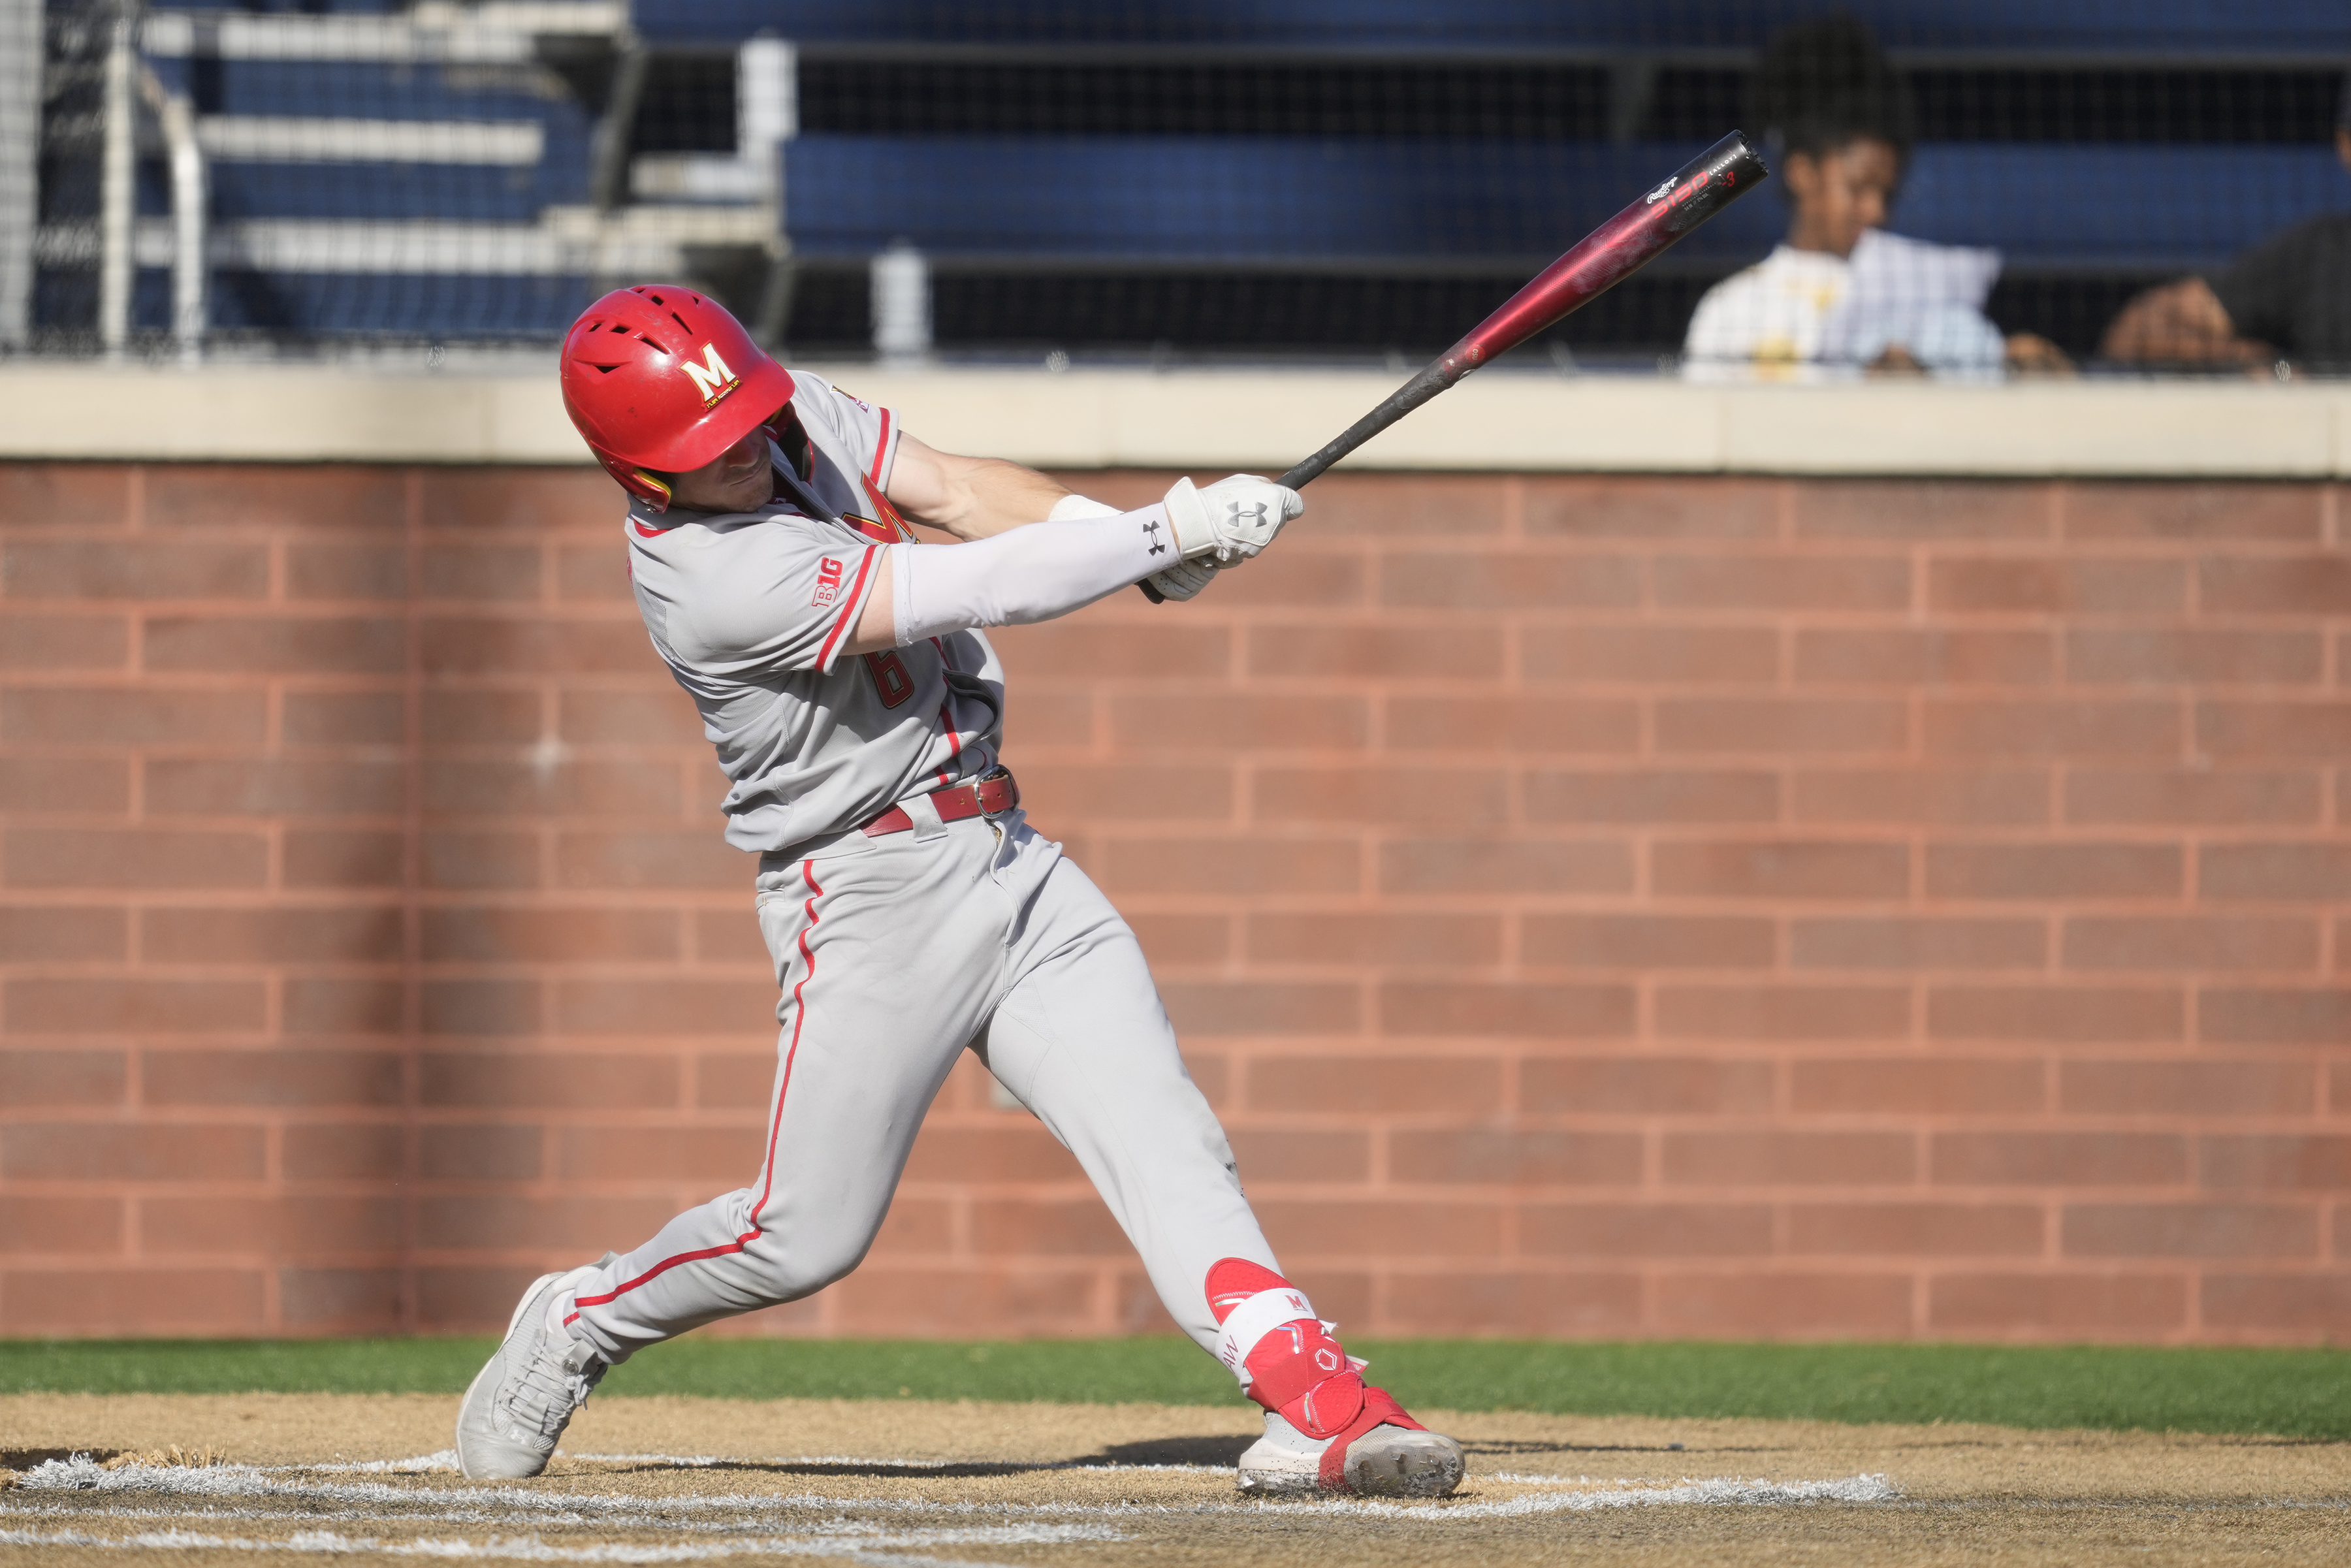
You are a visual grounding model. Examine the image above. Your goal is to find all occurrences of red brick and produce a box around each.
[1,1123,265,1181]
[557,831,751,890]
[1521,625,1778,684]
[0,758,131,814]
[2199,844,2351,901]
[2073,630,2322,686]
[991,619,1229,681]
[0,906,127,961]
[0,613,130,670]
[415,1194,678,1252]
[1255,765,1503,827]
[144,616,407,675]
[824,1264,1104,1337]
[1379,551,1640,609]
[1185,543,1367,607]
[866,1197,955,1256]
[421,618,659,678]
[1925,842,2179,900]
[1929,1272,2186,1334]
[1379,837,1630,895]
[1655,698,1908,756]
[1929,557,2183,614]
[2200,1275,2351,1336]
[1247,912,1500,967]
[556,686,705,745]
[285,690,406,745]
[1797,479,2050,539]
[2,688,264,744]
[1290,472,1505,536]
[1663,1130,1915,1185]
[1524,1202,1771,1255]
[1223,1128,1369,1184]
[421,906,680,963]
[420,980,541,1036]
[903,1125,1087,1185]
[148,758,408,818]
[1524,769,1778,823]
[7,978,264,1034]
[1257,1199,1503,1256]
[1099,835,1360,895]
[1793,769,2048,826]
[1380,982,1634,1038]
[2198,701,2351,759]
[1786,1203,2043,1256]
[1126,912,1230,965]
[1162,981,1359,1036]
[2200,988,2351,1044]
[2065,481,2322,540]
[2061,1061,2314,1117]
[423,1124,544,1181]
[1247,1055,1502,1115]
[7,828,270,891]
[280,1268,402,1329]
[139,906,396,965]
[285,829,405,888]
[1522,914,1775,969]
[420,831,539,889]
[1385,1269,1644,1333]
[2198,555,2351,615]
[968,1198,1124,1255]
[1522,1055,1775,1115]
[1924,698,2180,758]
[139,1194,402,1254]
[2199,1135,2351,1189]
[1388,695,1640,756]
[0,1049,126,1106]
[421,543,545,601]
[0,1196,125,1254]
[420,1052,679,1110]
[1791,916,2044,970]
[417,468,614,531]
[2065,769,2319,827]
[1106,693,1367,752]
[1,1268,265,1334]
[285,541,408,601]
[1524,475,1778,539]
[0,464,131,526]
[1,539,267,599]
[2079,914,2322,972]
[1390,1130,1642,1185]
[1654,554,1910,611]
[1657,984,1910,1041]
[1652,840,1908,899]
[416,1265,560,1331]
[148,465,408,530]
[424,758,682,817]
[286,978,406,1035]
[2064,1202,2314,1259]
[1931,1131,2186,1186]
[1929,985,2183,1042]
[284,1121,404,1181]
[1653,1272,1914,1337]
[1791,1058,2044,1115]
[1245,623,1502,681]
[1795,628,2052,686]
[1017,763,1235,823]
[424,689,541,745]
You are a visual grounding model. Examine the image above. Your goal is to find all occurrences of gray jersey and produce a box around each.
[624,371,1002,852]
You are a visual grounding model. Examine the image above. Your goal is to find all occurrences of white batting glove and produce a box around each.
[1162,473,1302,564]
[1145,556,1223,601]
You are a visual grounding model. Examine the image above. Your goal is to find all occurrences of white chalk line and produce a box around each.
[14,1453,1899,1526]
[0,1522,1110,1564]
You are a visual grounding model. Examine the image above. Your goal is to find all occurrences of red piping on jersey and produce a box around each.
[867,408,893,488]
[570,861,825,1322]
[812,544,880,671]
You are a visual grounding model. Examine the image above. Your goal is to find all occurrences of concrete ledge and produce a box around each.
[5,362,2348,477]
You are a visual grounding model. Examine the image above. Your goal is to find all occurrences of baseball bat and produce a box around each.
[1143,132,1768,601]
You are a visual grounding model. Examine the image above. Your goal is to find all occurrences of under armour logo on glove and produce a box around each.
[1227,501,1269,525]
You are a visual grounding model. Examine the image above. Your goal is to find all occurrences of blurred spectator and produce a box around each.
[1683,14,2070,379]
[2101,74,2351,371]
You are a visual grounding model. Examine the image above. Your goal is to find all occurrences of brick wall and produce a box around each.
[1,463,2345,1343]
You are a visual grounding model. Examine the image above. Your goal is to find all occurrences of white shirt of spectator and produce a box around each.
[1684,229,2005,381]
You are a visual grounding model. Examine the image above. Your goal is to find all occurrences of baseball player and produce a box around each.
[453,285,1465,1499]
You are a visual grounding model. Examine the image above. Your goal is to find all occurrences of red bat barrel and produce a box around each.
[1277,132,1770,491]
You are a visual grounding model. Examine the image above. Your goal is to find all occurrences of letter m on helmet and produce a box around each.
[680,342,739,408]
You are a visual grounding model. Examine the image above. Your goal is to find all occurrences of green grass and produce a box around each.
[4,1338,2346,1441]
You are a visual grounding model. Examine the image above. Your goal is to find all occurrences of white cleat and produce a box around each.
[455,1264,609,1480]
[1236,1398,1467,1497]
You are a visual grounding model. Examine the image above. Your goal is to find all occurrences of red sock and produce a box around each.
[1205,1258,1364,1440]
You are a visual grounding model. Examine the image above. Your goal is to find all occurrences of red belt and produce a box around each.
[861,769,1020,838]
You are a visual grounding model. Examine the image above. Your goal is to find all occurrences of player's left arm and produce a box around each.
[883,433,1069,541]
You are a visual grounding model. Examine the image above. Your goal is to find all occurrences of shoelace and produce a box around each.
[504,1336,604,1440]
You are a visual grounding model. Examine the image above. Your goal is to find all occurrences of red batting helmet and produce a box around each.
[559,284,796,512]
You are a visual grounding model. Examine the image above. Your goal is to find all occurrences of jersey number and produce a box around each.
[865,650,915,709]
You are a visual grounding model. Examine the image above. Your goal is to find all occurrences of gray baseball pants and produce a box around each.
[564,806,1281,1363]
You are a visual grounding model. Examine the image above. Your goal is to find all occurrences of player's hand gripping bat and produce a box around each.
[1143,131,1768,601]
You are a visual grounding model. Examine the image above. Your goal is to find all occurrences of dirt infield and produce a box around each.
[2,1393,2345,1566]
